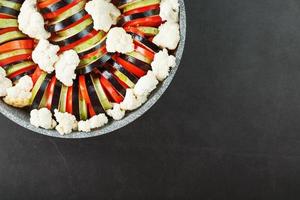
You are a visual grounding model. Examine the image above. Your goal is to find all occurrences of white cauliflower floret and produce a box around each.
[32,39,60,73]
[153,22,180,50]
[3,75,33,108]
[89,113,108,128]
[106,103,125,120]
[18,0,50,40]
[16,74,33,91]
[0,68,6,77]
[151,48,176,81]
[134,71,158,98]
[54,50,80,86]
[78,120,91,132]
[30,108,57,129]
[54,109,78,135]
[106,27,134,53]
[78,113,108,132]
[160,0,179,22]
[0,70,12,97]
[120,89,142,111]
[85,0,121,32]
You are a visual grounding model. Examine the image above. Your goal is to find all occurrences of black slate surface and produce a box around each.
[1,0,300,199]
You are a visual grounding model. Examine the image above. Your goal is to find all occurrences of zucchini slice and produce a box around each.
[123,0,160,12]
[52,24,94,46]
[0,49,32,60]
[79,91,88,120]
[0,1,21,10]
[6,61,35,76]
[137,26,159,36]
[48,0,86,24]
[77,35,106,57]
[126,51,152,64]
[0,31,26,45]
[30,73,51,109]
[55,16,92,37]
[58,84,68,112]
[73,31,105,53]
[91,73,112,110]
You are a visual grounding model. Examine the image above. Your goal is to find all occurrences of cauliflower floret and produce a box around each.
[85,0,120,32]
[15,75,33,91]
[30,108,57,129]
[90,113,108,128]
[78,113,108,132]
[160,0,179,22]
[32,39,60,73]
[153,22,180,50]
[3,75,33,108]
[18,0,50,40]
[0,67,6,77]
[106,27,134,53]
[54,109,78,135]
[133,71,158,98]
[0,75,12,97]
[78,120,91,132]
[151,48,176,81]
[106,103,125,120]
[54,50,80,86]
[120,89,142,111]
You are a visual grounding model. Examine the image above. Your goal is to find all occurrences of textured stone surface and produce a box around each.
[0,1,186,138]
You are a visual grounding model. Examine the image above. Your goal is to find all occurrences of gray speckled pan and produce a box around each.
[0,0,186,138]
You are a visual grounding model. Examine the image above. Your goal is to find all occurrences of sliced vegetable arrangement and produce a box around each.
[0,0,181,135]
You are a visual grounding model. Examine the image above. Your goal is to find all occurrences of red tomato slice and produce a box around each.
[66,85,73,114]
[115,57,146,78]
[100,76,124,103]
[123,16,163,28]
[134,43,155,60]
[124,26,145,37]
[0,39,34,54]
[79,75,91,104]
[8,65,36,80]
[38,0,60,9]
[0,14,15,19]
[45,76,57,110]
[31,67,43,84]
[59,30,99,52]
[123,4,160,16]
[43,0,82,19]
[148,36,154,42]
[0,54,32,66]
[87,103,96,117]
[0,27,18,35]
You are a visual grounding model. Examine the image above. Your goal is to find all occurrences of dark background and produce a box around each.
[1,0,300,199]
